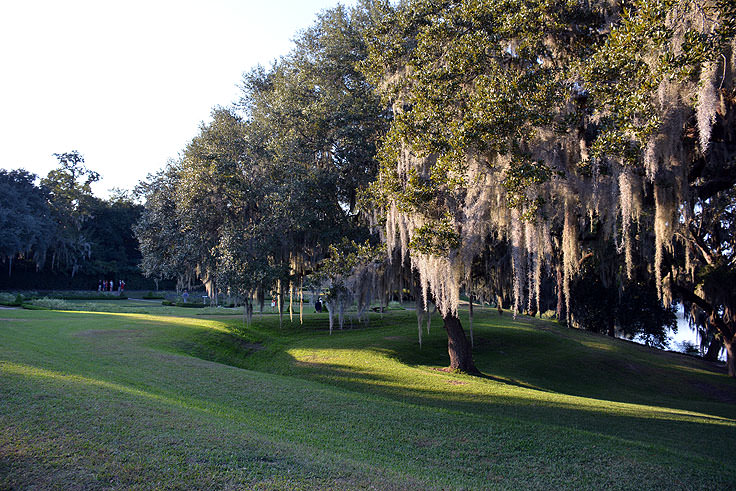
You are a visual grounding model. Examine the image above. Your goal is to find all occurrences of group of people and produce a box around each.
[98,279,125,294]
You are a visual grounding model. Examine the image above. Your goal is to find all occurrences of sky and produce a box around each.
[0,0,357,197]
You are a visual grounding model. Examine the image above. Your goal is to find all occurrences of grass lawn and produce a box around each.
[1,303,735,489]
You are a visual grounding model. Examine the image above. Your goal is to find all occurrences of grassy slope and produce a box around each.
[1,304,735,489]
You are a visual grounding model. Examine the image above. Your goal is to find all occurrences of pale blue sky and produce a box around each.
[0,0,357,196]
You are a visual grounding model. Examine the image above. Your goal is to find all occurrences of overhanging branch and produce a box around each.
[671,282,735,340]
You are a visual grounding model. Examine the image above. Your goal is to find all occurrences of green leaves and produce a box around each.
[502,158,551,216]
[0,169,55,273]
[319,238,385,278]
[583,0,736,165]
[137,5,385,301]
[408,220,460,256]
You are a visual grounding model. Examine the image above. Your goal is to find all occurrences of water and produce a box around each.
[666,304,726,361]
[622,304,726,361]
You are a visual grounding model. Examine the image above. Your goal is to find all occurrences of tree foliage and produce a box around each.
[128,0,736,375]
[2,153,145,286]
[40,151,101,275]
[360,0,736,373]
[136,6,386,322]
[0,169,54,275]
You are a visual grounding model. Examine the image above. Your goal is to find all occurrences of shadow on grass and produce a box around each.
[275,349,736,465]
[18,307,736,467]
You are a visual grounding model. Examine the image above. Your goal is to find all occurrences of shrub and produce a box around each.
[56,292,128,300]
[21,303,50,310]
[30,297,70,310]
[0,292,22,306]
[143,291,166,299]
[177,302,206,308]
[679,341,700,355]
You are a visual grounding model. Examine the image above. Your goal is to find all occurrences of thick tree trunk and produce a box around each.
[243,297,254,328]
[704,336,723,361]
[204,278,217,306]
[444,313,479,374]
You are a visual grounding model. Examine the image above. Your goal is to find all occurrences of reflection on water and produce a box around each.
[622,304,726,361]
[669,304,725,361]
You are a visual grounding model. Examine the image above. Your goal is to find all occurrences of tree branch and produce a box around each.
[670,282,734,340]
[685,224,715,266]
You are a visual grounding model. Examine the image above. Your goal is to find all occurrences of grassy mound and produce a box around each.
[1,306,734,489]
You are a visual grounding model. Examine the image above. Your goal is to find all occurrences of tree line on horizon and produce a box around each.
[0,151,149,290]
[2,0,734,376]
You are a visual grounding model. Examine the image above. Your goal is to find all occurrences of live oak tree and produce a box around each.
[40,151,100,276]
[360,0,736,374]
[582,0,736,374]
[137,5,385,323]
[309,238,386,334]
[2,158,143,285]
[178,107,251,303]
[135,0,736,376]
[81,190,144,281]
[233,5,385,322]
[0,169,54,275]
[243,5,388,213]
[361,0,606,373]
[136,109,256,301]
[135,165,199,292]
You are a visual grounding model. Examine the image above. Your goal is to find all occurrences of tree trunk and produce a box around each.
[289,281,293,323]
[671,283,736,377]
[606,316,615,337]
[468,295,474,348]
[556,265,565,322]
[704,336,723,361]
[243,296,253,328]
[415,295,425,348]
[444,313,479,374]
[277,280,284,329]
[725,337,736,378]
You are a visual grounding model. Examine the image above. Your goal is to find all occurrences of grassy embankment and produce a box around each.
[1,300,735,489]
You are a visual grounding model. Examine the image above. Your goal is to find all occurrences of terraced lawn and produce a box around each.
[1,306,735,489]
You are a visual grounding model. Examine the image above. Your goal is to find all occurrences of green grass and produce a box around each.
[1,304,735,489]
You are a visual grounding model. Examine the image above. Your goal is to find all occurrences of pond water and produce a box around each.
[621,304,726,361]
[667,304,726,361]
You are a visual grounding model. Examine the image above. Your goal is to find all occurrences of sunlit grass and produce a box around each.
[284,344,735,426]
[2,361,180,406]
[1,305,735,489]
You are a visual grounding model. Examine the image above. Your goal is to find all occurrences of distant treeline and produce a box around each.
[0,152,167,291]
